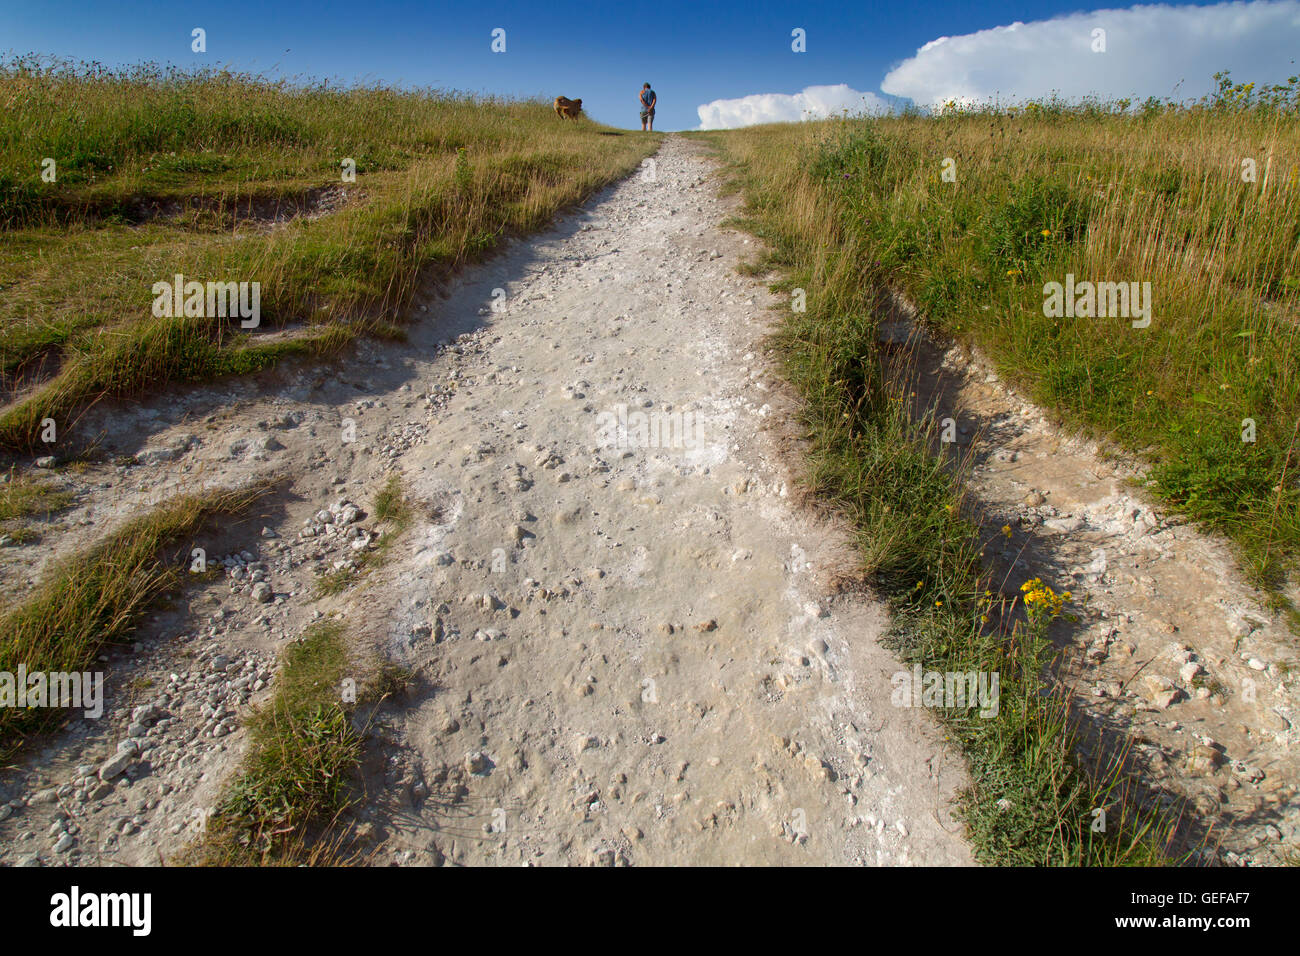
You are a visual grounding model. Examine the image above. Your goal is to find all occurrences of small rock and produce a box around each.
[1232,762,1265,784]
[1152,689,1182,710]
[1191,744,1225,767]
[99,751,134,780]
[1186,755,1218,776]
[1142,675,1173,695]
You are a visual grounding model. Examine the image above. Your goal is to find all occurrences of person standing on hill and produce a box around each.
[639,83,657,131]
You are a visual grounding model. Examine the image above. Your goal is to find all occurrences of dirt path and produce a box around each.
[891,303,1300,864]
[0,137,972,866]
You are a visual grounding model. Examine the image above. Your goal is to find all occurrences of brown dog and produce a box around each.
[554,96,582,120]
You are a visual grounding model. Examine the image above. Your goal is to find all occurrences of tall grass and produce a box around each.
[185,621,362,866]
[0,57,659,450]
[682,87,1300,862]
[746,85,1300,587]
[772,244,1174,864]
[0,482,269,755]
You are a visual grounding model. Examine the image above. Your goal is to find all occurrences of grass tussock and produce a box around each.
[677,81,1300,863]
[0,57,660,450]
[0,482,269,755]
[371,472,412,526]
[182,621,361,865]
[0,470,75,543]
[184,623,415,866]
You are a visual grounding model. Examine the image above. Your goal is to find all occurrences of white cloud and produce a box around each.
[696,84,888,130]
[881,0,1300,108]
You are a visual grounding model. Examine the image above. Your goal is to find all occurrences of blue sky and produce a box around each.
[4,1,1299,130]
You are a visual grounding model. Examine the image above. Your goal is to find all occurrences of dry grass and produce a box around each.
[677,87,1300,864]
[0,481,271,755]
[0,470,75,544]
[0,57,659,451]
[694,88,1299,588]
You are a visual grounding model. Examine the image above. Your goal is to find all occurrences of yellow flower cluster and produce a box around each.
[1020,577,1071,622]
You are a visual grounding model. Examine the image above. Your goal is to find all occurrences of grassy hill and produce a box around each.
[0,58,657,451]
[690,77,1299,865]
[695,76,1300,591]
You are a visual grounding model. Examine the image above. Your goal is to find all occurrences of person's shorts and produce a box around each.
[640,108,655,121]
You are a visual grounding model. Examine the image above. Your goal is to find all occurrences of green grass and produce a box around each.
[184,621,361,865]
[184,619,416,865]
[680,90,1300,863]
[194,480,422,864]
[766,262,1173,864]
[0,57,660,451]
[711,84,1299,590]
[372,473,411,525]
[0,482,269,756]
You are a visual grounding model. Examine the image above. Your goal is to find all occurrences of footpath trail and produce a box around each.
[0,137,972,866]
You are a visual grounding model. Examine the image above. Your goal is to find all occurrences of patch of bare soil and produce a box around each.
[125,183,360,230]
